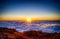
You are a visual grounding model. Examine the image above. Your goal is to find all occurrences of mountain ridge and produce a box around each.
[0,28,60,39]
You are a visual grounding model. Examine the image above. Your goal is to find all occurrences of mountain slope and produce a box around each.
[0,28,60,39]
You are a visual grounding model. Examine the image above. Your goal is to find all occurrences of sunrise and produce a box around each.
[0,16,59,21]
[0,0,60,39]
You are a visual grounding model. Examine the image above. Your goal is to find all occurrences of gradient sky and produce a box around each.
[0,0,59,20]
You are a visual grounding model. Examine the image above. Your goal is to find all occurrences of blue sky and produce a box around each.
[0,0,59,20]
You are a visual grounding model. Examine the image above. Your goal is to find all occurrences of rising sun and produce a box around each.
[26,18,31,22]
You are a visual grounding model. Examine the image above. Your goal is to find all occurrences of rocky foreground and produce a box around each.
[0,28,60,39]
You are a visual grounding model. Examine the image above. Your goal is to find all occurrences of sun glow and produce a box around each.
[26,18,31,22]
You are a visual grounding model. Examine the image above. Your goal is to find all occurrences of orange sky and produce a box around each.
[0,16,60,21]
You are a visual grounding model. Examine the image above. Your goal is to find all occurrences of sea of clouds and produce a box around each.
[0,21,60,33]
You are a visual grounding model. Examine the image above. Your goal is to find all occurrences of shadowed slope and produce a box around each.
[0,28,60,39]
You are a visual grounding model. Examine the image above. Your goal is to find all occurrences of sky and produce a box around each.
[0,0,60,20]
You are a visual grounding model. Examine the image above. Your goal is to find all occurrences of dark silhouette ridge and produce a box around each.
[0,28,60,39]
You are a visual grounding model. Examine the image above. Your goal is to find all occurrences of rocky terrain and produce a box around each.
[0,28,60,39]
